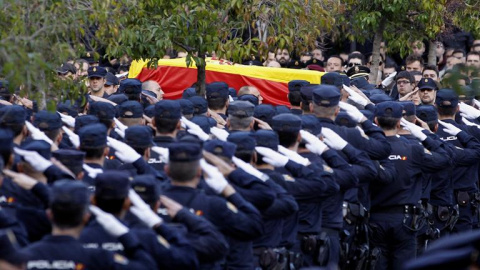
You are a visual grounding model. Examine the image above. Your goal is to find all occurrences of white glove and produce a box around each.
[128,190,163,228]
[459,102,480,119]
[400,119,427,141]
[151,146,169,162]
[25,121,53,145]
[114,128,125,139]
[321,128,348,150]
[83,164,103,179]
[381,71,397,88]
[339,102,365,123]
[62,126,80,148]
[200,159,229,194]
[186,128,210,141]
[343,85,368,107]
[89,205,129,237]
[278,146,311,166]
[255,146,289,167]
[58,113,75,128]
[229,95,234,102]
[113,118,127,139]
[107,137,141,163]
[474,99,480,109]
[299,130,329,155]
[181,117,210,141]
[210,127,229,141]
[14,147,52,172]
[462,117,480,127]
[438,120,463,136]
[232,156,270,182]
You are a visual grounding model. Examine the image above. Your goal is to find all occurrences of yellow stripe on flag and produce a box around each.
[129,58,324,84]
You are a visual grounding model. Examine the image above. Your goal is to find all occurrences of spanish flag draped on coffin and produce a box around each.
[129,58,325,106]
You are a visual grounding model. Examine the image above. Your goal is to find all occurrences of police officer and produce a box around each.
[288,80,310,115]
[311,85,384,266]
[118,78,143,102]
[52,149,85,180]
[203,138,276,211]
[117,125,168,183]
[129,174,230,268]
[417,78,438,105]
[78,123,109,186]
[23,180,157,269]
[299,84,316,114]
[87,66,109,98]
[253,104,276,127]
[161,142,264,270]
[434,89,480,232]
[369,101,451,270]
[32,110,63,150]
[398,102,455,253]
[298,114,376,268]
[80,171,198,269]
[227,101,256,132]
[189,96,209,116]
[415,105,466,239]
[206,82,230,120]
[205,137,297,269]
[253,116,341,267]
[104,72,120,96]
[0,105,28,147]
[178,99,195,120]
[147,100,182,171]
[238,94,259,106]
[116,101,145,127]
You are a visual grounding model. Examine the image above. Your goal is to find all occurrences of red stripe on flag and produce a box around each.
[136,66,290,106]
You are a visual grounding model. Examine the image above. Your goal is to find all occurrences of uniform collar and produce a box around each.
[153,136,175,143]
[317,117,334,124]
[43,235,77,242]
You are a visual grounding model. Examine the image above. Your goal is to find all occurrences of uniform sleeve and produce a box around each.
[0,211,29,247]
[261,180,298,219]
[104,232,158,270]
[207,193,264,240]
[465,124,480,141]
[355,120,392,160]
[30,182,50,208]
[174,208,229,262]
[371,159,396,185]
[414,144,450,173]
[227,169,275,211]
[320,148,358,189]
[284,160,340,196]
[148,223,199,270]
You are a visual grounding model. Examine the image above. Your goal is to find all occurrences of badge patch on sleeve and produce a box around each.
[226,202,238,213]
[283,174,295,182]
[113,253,129,265]
[157,235,171,249]
[424,148,432,155]
[323,165,334,173]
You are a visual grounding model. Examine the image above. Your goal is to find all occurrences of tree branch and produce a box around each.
[173,40,196,52]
